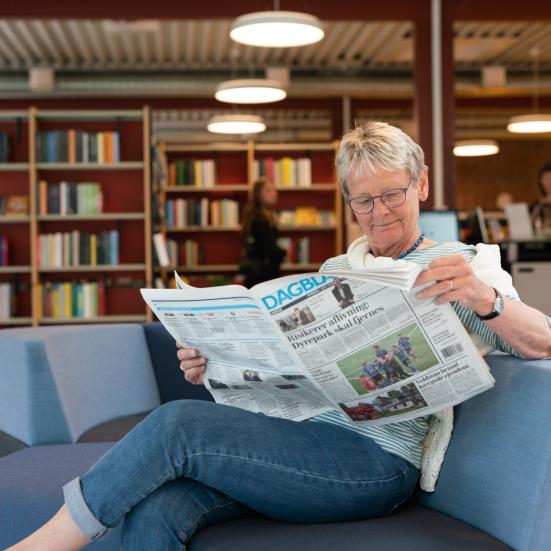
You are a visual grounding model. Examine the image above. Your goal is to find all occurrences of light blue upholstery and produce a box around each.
[417,353,551,551]
[0,325,161,443]
[0,333,71,445]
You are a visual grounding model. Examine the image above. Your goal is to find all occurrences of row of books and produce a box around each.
[38,181,103,215]
[0,195,30,216]
[166,198,240,228]
[168,159,217,188]
[167,238,205,267]
[278,208,336,227]
[40,280,106,319]
[153,234,212,268]
[37,130,120,163]
[253,157,312,187]
[277,236,310,264]
[0,236,8,265]
[0,282,12,318]
[0,132,9,163]
[37,230,119,267]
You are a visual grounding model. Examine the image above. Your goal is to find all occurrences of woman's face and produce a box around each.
[346,166,428,255]
[540,171,551,197]
[260,182,278,208]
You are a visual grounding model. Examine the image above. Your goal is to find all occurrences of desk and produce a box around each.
[511,262,551,316]
[497,241,551,316]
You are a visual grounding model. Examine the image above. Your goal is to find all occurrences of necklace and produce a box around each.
[395,233,425,260]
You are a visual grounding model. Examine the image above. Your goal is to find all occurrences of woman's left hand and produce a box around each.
[413,254,495,316]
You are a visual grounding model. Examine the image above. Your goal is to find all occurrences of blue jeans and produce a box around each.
[63,400,418,550]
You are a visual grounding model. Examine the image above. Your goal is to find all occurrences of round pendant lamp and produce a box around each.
[215,79,286,104]
[453,139,500,157]
[507,47,551,134]
[207,114,266,134]
[230,11,324,48]
[507,114,551,134]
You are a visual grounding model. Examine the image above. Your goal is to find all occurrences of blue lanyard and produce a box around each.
[395,233,425,260]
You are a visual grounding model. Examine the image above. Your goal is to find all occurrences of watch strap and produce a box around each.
[476,287,503,321]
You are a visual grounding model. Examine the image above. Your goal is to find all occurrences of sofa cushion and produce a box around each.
[0,443,121,550]
[0,324,161,443]
[143,322,214,403]
[416,354,551,551]
[0,331,71,445]
[0,443,510,551]
[189,503,511,551]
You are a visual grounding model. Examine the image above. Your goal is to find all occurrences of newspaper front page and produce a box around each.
[141,271,495,426]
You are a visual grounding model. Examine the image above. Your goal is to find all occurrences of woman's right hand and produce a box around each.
[176,342,207,385]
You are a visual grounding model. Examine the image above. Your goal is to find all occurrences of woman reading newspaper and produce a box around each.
[11,122,551,550]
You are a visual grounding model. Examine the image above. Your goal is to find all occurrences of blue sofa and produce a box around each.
[1,322,550,550]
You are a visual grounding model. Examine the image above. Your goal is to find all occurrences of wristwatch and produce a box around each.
[476,287,505,321]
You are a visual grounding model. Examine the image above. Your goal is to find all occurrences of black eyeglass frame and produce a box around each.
[347,179,413,214]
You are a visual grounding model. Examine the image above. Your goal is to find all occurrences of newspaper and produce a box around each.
[141,268,495,426]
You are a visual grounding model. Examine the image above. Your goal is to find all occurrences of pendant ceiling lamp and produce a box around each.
[453,139,500,157]
[507,114,551,134]
[230,7,324,48]
[215,79,286,104]
[207,114,266,134]
[508,47,551,134]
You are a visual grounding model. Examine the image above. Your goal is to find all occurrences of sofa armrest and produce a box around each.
[142,323,214,404]
[416,354,551,551]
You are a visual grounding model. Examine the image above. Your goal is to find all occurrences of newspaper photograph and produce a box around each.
[141,268,495,427]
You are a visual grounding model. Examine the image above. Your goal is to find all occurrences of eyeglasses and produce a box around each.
[347,181,412,214]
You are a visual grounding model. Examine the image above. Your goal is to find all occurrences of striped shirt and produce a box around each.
[310,241,523,469]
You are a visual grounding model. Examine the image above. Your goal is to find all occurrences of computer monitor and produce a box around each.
[463,207,489,245]
[418,210,460,243]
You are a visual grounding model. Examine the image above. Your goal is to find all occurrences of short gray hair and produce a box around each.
[336,121,426,199]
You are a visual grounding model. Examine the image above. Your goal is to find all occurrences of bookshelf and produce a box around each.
[0,110,32,325]
[0,107,152,326]
[152,139,343,286]
[152,141,252,287]
[254,141,342,273]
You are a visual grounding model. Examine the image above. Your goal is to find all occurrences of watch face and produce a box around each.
[495,290,505,314]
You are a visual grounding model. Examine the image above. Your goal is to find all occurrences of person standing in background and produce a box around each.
[240,179,286,288]
[531,162,551,236]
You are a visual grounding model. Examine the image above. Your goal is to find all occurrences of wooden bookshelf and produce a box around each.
[0,106,152,327]
[152,139,343,287]
[152,140,252,287]
[0,110,32,324]
[254,141,343,270]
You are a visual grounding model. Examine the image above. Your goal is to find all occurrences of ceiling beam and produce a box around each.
[444,0,551,21]
[0,0,425,20]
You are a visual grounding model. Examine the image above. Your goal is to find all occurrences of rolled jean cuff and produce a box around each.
[63,477,110,542]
